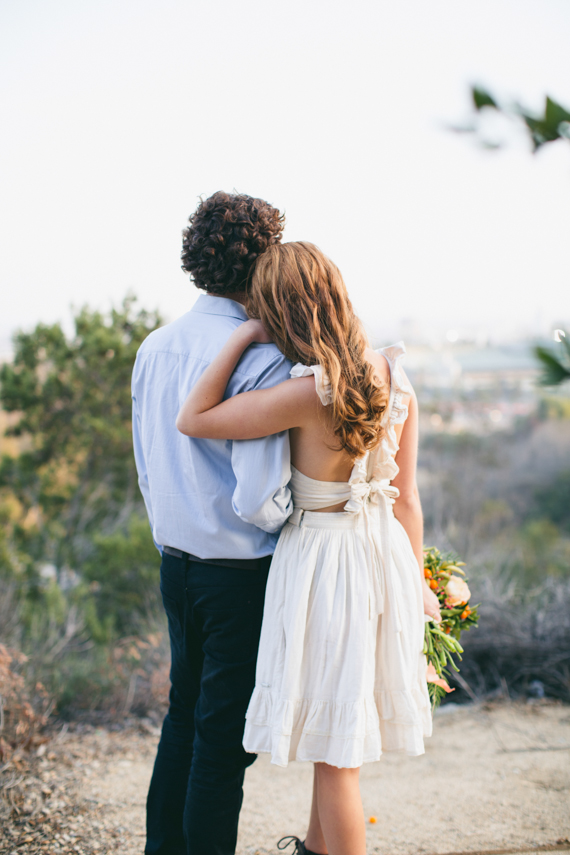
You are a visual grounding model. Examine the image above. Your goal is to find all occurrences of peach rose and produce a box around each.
[445,576,471,606]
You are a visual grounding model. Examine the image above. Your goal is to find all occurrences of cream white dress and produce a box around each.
[242,343,432,768]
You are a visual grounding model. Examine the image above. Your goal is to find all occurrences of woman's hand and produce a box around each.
[177,318,274,438]
[422,581,442,623]
[236,319,272,344]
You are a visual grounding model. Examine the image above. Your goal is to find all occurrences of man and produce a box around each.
[132,191,293,855]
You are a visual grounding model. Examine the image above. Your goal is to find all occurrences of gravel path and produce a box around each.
[81,701,570,854]
[3,701,569,854]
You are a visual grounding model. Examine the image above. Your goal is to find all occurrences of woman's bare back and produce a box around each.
[289,349,395,511]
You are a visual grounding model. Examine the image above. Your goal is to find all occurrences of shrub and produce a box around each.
[81,514,160,640]
[0,644,51,762]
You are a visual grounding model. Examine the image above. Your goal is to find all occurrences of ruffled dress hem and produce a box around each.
[243,681,432,768]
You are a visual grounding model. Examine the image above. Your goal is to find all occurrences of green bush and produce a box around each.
[534,470,570,532]
[0,297,167,723]
[82,514,161,641]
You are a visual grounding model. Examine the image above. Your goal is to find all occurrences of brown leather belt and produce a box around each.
[162,545,272,571]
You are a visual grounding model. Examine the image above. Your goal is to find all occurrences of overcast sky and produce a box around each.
[1,0,569,356]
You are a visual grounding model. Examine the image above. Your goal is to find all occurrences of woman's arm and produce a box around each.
[391,388,441,622]
[176,320,316,440]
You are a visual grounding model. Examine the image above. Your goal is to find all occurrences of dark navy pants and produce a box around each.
[145,551,270,855]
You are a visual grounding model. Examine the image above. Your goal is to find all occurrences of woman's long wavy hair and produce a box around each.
[248,242,388,460]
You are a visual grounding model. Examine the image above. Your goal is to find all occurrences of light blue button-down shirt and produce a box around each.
[131,294,293,560]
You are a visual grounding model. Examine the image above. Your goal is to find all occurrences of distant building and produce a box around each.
[403,339,555,434]
[405,341,539,393]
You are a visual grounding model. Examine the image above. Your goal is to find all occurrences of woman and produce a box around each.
[176,242,441,855]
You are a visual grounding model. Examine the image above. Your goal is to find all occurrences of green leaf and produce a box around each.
[545,96,570,134]
[472,86,497,111]
[520,114,551,150]
[520,97,570,150]
[534,345,570,386]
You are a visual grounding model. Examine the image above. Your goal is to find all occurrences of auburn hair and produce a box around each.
[248,242,388,459]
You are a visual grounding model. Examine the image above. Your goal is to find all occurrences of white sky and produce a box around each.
[1,0,569,355]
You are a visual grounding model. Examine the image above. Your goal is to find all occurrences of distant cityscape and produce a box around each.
[401,335,568,435]
[366,320,569,435]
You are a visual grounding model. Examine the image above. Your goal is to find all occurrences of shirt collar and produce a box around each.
[191,293,248,322]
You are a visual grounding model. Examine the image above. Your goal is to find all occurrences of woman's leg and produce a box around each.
[308,763,366,855]
[304,767,328,854]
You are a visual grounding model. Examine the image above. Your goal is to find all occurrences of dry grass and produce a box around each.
[449,576,570,704]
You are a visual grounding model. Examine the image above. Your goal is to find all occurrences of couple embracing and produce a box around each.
[132,191,442,855]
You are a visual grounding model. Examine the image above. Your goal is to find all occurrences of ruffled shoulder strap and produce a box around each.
[376,341,412,425]
[290,363,332,406]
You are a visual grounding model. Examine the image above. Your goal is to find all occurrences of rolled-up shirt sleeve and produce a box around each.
[230,353,293,533]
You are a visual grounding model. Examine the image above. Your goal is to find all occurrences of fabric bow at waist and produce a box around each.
[345,477,402,630]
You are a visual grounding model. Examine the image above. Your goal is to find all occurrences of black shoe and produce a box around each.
[277,836,323,855]
[277,838,306,854]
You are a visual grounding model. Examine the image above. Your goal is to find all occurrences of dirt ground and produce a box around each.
[3,701,570,855]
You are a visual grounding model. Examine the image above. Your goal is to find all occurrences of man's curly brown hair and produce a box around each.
[181,191,285,295]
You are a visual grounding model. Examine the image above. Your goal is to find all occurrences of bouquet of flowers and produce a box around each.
[423,546,480,709]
